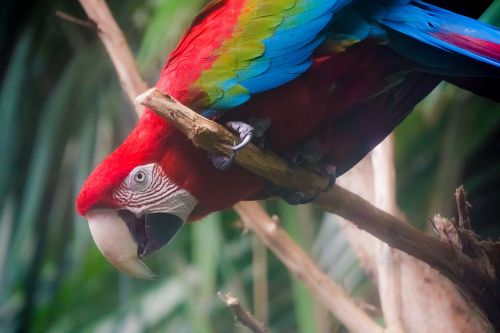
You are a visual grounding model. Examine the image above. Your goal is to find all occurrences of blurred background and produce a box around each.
[0,1,499,332]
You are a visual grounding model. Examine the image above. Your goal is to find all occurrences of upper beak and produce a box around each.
[86,209,185,279]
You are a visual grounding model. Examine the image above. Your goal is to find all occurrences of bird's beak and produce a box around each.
[86,209,185,279]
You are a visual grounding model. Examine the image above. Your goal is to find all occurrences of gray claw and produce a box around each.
[231,130,253,152]
[210,119,270,171]
[226,121,255,152]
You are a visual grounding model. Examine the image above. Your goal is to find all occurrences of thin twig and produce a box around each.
[234,202,384,333]
[218,292,270,333]
[55,11,97,30]
[432,187,496,280]
[78,0,147,115]
[456,186,472,229]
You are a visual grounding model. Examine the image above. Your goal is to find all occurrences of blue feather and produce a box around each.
[236,59,270,82]
[205,0,352,113]
[242,60,312,93]
[370,0,500,70]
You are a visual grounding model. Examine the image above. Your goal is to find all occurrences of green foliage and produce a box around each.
[0,1,498,333]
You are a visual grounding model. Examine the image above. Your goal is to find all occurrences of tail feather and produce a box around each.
[433,32,500,62]
[373,0,500,74]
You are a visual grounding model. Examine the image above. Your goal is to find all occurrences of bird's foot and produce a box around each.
[209,118,270,170]
[266,162,337,205]
[284,137,336,191]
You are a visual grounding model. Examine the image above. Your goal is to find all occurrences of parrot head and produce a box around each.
[76,110,264,279]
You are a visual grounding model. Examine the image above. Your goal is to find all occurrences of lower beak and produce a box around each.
[86,209,185,279]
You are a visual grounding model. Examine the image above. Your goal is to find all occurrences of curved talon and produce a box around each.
[210,120,270,171]
[232,132,253,152]
[226,121,255,152]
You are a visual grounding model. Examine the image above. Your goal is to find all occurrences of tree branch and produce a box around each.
[135,89,329,193]
[55,11,97,30]
[137,88,500,329]
[234,202,384,333]
[218,292,270,333]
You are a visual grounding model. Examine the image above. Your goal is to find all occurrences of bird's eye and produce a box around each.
[126,164,156,191]
[133,170,147,184]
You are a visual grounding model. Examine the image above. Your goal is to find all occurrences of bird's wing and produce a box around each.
[158,0,351,117]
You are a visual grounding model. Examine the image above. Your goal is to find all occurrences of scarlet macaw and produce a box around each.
[77,0,500,278]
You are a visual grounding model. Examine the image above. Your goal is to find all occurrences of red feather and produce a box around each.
[158,0,245,105]
[432,31,500,62]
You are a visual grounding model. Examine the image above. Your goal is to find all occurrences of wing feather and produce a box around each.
[165,0,351,116]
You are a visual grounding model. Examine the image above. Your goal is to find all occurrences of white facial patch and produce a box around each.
[113,163,198,221]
